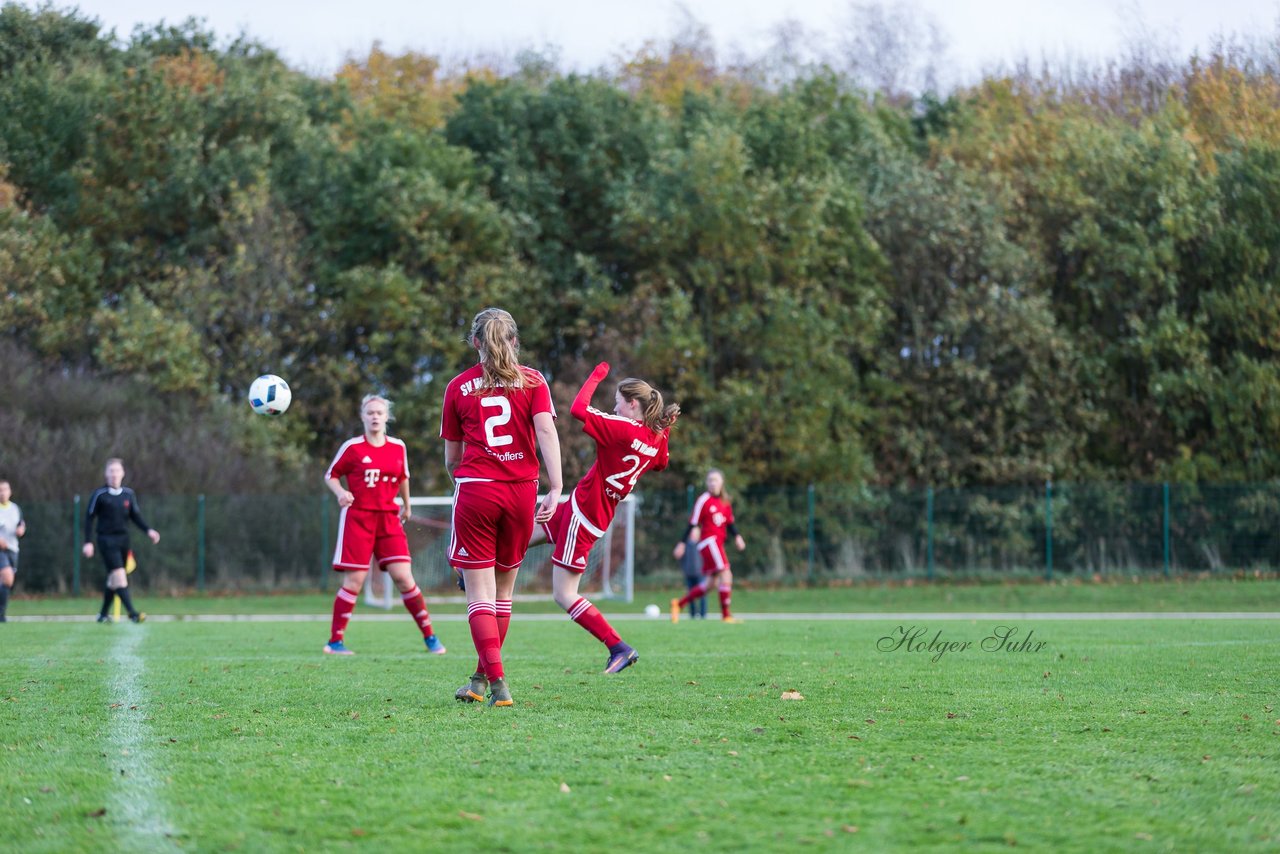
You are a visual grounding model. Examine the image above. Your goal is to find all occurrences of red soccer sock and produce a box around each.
[496,599,513,645]
[677,582,708,608]
[477,599,515,676]
[400,585,434,638]
[330,587,358,644]
[467,601,503,680]
[719,585,732,618]
[567,597,621,648]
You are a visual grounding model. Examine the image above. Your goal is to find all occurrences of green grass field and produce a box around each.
[9,574,1280,616]
[3,584,1279,851]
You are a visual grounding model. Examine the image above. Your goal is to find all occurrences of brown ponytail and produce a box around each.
[469,307,529,392]
[617,378,679,434]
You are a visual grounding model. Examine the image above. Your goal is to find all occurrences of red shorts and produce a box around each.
[450,479,538,571]
[333,508,410,571]
[540,494,608,573]
[696,537,729,575]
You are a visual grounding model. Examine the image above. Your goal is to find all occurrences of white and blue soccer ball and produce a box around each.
[248,374,292,416]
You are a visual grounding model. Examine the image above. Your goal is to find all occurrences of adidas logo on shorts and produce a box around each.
[458,547,470,557]
[576,557,587,566]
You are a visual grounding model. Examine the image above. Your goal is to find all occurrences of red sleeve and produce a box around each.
[325,441,354,480]
[570,362,610,422]
[654,432,670,472]
[582,407,613,444]
[529,370,555,418]
[440,382,462,441]
[689,492,709,526]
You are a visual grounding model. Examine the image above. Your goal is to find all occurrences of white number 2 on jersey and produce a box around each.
[481,396,513,447]
[605,454,650,492]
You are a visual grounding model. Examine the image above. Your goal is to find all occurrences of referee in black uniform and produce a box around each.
[83,458,160,622]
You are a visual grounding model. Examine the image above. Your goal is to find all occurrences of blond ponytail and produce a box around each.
[617,378,679,434]
[469,307,527,391]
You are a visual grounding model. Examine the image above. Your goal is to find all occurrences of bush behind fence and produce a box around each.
[13,483,1280,595]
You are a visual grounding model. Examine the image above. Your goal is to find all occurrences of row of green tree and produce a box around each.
[2,5,1277,500]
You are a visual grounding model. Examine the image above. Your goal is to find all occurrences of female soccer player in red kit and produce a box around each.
[671,469,746,622]
[323,395,445,655]
[530,363,677,673]
[442,307,562,707]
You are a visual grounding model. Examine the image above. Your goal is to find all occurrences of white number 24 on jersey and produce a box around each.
[605,454,650,492]
[481,396,513,447]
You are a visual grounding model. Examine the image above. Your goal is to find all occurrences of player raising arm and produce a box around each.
[530,363,677,673]
[671,469,746,623]
[443,307,562,708]
[322,395,445,656]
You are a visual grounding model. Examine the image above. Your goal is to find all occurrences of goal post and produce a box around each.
[363,494,636,607]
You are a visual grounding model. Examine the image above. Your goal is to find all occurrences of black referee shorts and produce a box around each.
[98,535,130,572]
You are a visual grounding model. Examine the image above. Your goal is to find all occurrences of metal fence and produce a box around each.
[10,482,1280,595]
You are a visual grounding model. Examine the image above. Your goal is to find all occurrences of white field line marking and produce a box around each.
[107,627,180,850]
[12,610,1280,623]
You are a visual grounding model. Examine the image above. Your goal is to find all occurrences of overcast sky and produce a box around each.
[57,0,1280,84]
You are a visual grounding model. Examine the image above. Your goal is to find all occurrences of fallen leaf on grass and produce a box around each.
[842,826,859,834]
[86,808,106,818]
[559,782,571,793]
[459,811,483,821]
[780,691,804,700]
[351,829,366,837]
[1135,832,1153,841]
[946,712,957,719]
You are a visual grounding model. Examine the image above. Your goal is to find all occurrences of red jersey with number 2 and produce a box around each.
[440,364,555,482]
[325,436,409,512]
[574,408,669,530]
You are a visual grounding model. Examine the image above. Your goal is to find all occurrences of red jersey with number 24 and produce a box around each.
[440,364,555,482]
[690,491,733,546]
[574,408,669,530]
[325,436,409,512]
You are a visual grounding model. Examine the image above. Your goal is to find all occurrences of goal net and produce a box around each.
[362,494,636,607]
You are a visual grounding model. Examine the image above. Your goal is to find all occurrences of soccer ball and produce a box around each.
[644,603,661,618]
[248,374,292,416]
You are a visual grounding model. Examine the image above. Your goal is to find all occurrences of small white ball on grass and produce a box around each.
[644,603,661,618]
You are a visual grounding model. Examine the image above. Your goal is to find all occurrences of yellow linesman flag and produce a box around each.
[125,550,136,574]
